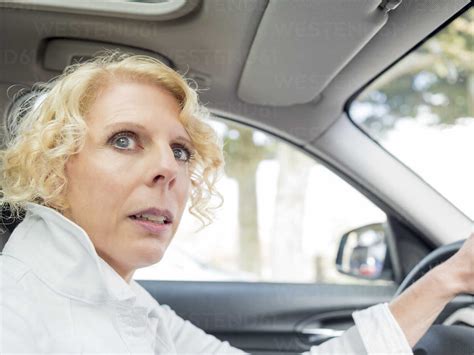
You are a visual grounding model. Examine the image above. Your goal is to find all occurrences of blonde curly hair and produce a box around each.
[0,52,224,227]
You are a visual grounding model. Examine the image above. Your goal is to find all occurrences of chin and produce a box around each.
[132,242,169,268]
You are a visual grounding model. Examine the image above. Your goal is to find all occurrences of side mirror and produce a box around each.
[335,223,393,280]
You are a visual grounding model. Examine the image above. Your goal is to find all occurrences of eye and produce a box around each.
[109,131,140,151]
[172,144,194,162]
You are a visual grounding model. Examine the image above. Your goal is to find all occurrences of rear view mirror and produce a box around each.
[335,223,393,280]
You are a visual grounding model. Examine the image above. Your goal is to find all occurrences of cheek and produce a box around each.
[65,154,129,211]
[172,173,191,220]
[179,172,192,203]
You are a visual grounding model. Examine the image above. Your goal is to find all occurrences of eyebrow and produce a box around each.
[105,121,193,146]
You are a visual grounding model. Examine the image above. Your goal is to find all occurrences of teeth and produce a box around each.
[135,214,167,224]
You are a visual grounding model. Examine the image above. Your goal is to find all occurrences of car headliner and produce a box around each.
[0,0,469,143]
[0,0,472,245]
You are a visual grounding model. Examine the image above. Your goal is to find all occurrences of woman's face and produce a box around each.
[64,80,192,282]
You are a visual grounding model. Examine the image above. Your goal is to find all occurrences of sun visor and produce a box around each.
[42,39,172,72]
[238,0,393,107]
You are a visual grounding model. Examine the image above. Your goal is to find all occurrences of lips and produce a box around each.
[128,207,174,223]
[130,217,172,234]
[128,207,174,235]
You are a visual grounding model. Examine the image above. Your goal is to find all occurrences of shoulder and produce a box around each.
[0,255,42,352]
[0,254,37,316]
[1,253,33,290]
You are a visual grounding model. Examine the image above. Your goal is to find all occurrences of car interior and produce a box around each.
[0,0,473,354]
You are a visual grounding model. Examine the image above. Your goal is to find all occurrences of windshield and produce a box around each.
[349,8,474,220]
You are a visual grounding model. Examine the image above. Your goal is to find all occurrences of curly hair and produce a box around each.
[0,52,224,227]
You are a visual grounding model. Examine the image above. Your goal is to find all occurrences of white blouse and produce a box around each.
[0,203,412,354]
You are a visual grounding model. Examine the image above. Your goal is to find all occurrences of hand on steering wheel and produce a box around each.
[391,234,474,355]
[443,234,474,296]
[395,234,474,297]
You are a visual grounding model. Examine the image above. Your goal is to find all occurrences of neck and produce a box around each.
[97,250,134,284]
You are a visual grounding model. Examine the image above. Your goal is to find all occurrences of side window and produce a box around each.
[134,118,392,285]
[349,8,473,219]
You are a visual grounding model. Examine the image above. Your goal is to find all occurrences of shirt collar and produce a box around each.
[2,202,147,305]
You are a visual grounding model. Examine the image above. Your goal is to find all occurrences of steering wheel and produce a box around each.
[394,239,464,297]
[393,239,474,355]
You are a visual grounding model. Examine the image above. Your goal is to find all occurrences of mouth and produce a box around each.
[129,216,172,234]
[129,214,172,224]
[128,207,174,234]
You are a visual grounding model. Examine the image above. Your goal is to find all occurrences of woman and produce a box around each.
[0,53,472,354]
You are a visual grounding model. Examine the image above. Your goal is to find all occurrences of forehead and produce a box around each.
[86,80,189,138]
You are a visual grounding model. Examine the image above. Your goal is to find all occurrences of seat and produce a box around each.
[0,206,24,252]
[0,227,11,251]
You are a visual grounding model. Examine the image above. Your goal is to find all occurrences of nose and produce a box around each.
[145,144,178,190]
